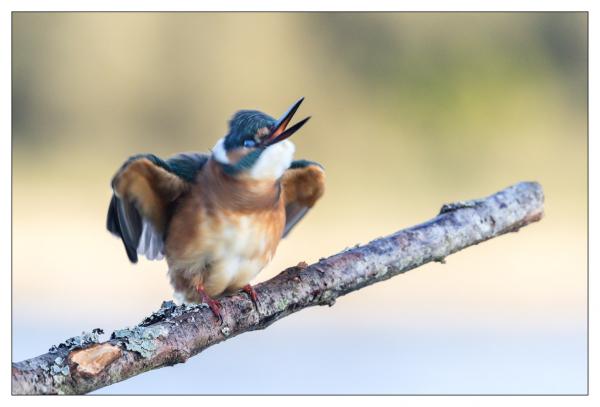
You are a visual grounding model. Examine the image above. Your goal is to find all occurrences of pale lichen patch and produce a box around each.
[50,357,69,376]
[112,325,169,358]
[48,328,104,353]
[140,300,207,326]
[275,297,289,310]
[46,354,70,390]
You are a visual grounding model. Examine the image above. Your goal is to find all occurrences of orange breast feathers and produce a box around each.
[164,162,286,300]
[165,190,285,264]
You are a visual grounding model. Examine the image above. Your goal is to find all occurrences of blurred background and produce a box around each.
[12,12,587,394]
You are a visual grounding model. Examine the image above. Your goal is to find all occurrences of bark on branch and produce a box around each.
[12,182,545,395]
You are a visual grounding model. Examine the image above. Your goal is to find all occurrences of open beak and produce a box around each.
[263,97,311,146]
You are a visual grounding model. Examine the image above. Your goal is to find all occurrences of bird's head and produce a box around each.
[212,98,310,180]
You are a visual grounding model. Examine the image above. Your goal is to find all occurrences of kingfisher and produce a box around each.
[106,98,325,321]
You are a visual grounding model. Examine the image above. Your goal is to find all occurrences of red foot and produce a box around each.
[242,284,259,307]
[196,283,223,323]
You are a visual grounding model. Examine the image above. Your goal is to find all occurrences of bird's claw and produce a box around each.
[196,283,224,324]
[242,284,259,310]
[206,297,223,324]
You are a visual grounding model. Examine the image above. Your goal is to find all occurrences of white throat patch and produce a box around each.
[212,137,229,164]
[212,137,295,180]
[250,140,295,180]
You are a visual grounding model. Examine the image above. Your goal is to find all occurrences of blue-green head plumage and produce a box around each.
[224,110,275,151]
[218,110,276,175]
[215,99,309,176]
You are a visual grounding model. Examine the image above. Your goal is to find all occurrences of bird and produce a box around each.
[106,98,325,321]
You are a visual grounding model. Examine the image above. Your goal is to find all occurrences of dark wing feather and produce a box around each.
[107,195,142,262]
[106,194,120,234]
[282,160,325,238]
[106,152,209,263]
[283,202,310,238]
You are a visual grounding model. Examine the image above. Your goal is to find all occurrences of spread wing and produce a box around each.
[106,152,209,263]
[281,160,325,238]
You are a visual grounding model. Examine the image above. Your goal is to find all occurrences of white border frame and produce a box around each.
[2,2,595,405]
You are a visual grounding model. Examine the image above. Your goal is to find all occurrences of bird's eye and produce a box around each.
[243,139,257,148]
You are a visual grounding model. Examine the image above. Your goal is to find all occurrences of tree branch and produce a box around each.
[12,181,544,395]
